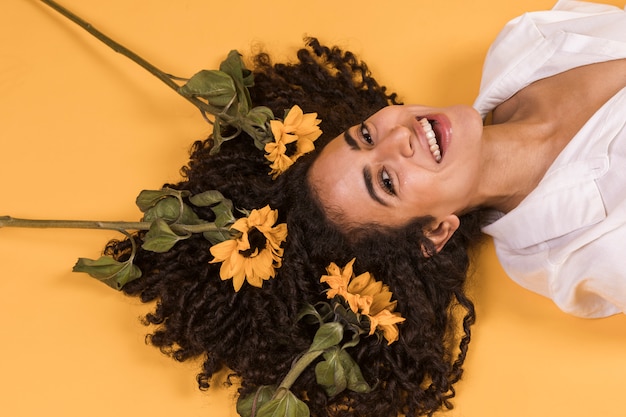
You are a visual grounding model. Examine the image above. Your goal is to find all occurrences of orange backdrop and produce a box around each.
[1,1,625,416]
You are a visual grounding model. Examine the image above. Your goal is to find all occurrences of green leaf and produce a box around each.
[188,190,228,207]
[309,322,343,352]
[202,228,232,245]
[338,349,371,393]
[315,347,346,397]
[296,303,325,326]
[190,190,235,230]
[73,256,141,290]
[141,197,203,226]
[141,219,189,253]
[246,106,274,126]
[142,197,181,223]
[314,347,371,397]
[236,385,276,417]
[136,189,167,211]
[242,106,274,149]
[219,50,253,115]
[212,201,235,228]
[256,389,310,417]
[241,66,254,88]
[178,69,236,108]
[182,51,251,123]
[137,188,201,225]
[135,188,189,212]
[178,203,205,225]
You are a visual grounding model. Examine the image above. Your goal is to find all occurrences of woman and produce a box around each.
[2,1,625,417]
[308,0,626,318]
[93,2,625,415]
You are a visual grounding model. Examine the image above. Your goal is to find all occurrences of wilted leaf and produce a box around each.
[256,389,310,417]
[212,201,235,227]
[178,69,236,108]
[246,106,273,126]
[315,347,346,397]
[189,190,228,207]
[73,256,141,290]
[338,349,371,393]
[141,197,202,227]
[202,228,232,245]
[141,219,189,253]
[136,188,189,212]
[142,197,181,223]
[315,347,371,397]
[178,204,205,226]
[236,385,276,417]
[242,106,274,149]
[219,50,253,115]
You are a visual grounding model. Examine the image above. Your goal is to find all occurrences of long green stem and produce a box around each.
[274,350,323,399]
[39,0,218,116]
[0,216,224,234]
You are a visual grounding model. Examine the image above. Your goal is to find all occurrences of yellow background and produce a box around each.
[1,0,625,416]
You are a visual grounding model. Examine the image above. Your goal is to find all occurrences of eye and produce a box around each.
[359,123,373,145]
[379,168,396,195]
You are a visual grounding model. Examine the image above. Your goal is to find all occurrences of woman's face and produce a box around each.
[308,104,484,230]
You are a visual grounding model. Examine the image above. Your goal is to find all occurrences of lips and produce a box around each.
[428,114,451,157]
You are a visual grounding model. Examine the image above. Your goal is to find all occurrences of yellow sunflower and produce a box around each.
[209,205,287,291]
[321,258,406,344]
[265,105,322,178]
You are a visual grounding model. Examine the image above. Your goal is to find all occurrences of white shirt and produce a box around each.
[474,0,626,318]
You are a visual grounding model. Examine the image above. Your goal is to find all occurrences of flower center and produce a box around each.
[285,140,298,157]
[239,227,267,257]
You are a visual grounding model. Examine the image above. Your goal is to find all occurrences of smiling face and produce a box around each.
[307,104,484,238]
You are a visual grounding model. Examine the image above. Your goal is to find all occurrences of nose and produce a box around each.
[379,125,414,158]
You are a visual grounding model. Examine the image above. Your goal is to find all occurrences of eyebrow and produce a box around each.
[363,167,388,207]
[343,130,361,151]
[344,129,388,207]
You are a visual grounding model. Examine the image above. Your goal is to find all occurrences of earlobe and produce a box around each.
[423,215,460,255]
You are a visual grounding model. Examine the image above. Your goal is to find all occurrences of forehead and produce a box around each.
[308,131,361,208]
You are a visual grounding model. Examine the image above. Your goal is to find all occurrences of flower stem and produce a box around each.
[39,0,219,116]
[274,350,323,399]
[0,216,225,235]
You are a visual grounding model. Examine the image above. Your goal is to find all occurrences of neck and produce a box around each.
[473,119,558,213]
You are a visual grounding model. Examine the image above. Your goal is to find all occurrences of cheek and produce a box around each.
[402,172,448,212]
[402,171,437,195]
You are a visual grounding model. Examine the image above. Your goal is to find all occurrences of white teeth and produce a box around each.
[419,118,441,162]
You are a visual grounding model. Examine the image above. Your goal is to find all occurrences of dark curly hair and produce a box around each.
[105,38,484,417]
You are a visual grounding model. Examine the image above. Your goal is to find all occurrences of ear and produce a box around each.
[423,215,460,255]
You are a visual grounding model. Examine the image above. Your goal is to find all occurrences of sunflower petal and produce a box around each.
[210,239,237,262]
